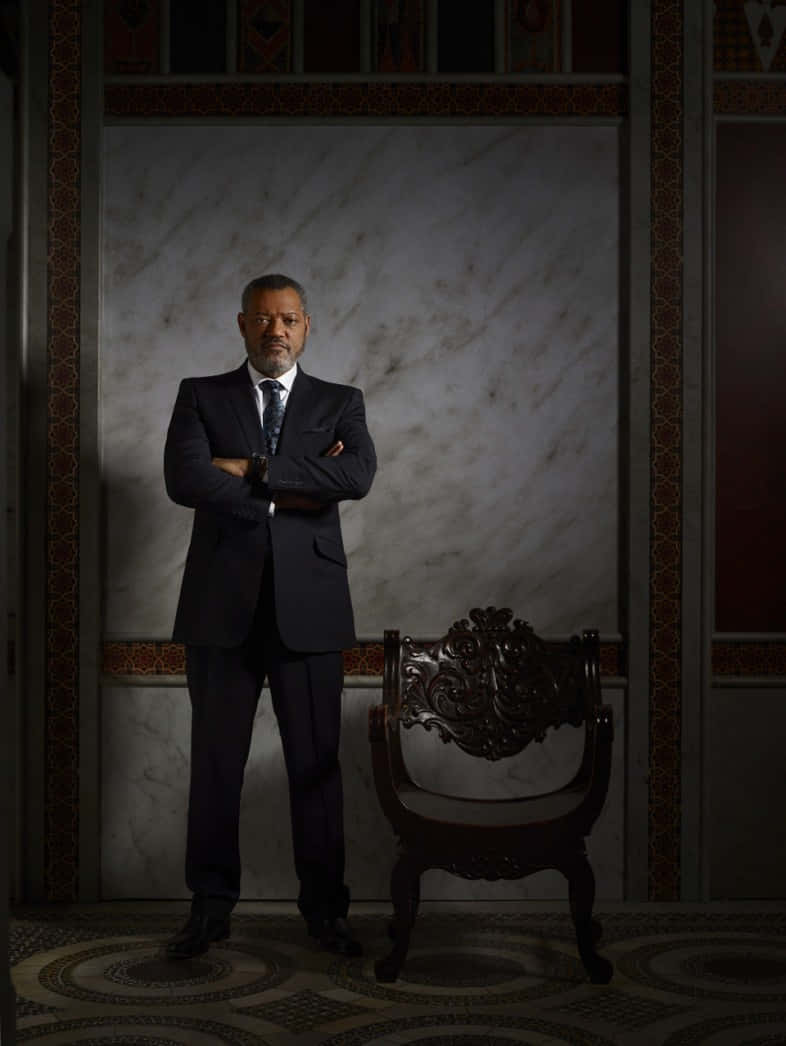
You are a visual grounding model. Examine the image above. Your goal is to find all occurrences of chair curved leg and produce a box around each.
[375,854,421,983]
[387,873,420,940]
[562,850,613,984]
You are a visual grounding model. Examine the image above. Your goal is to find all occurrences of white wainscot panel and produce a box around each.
[102,685,623,902]
[102,124,619,640]
[101,685,394,900]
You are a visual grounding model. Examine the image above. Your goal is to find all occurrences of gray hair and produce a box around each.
[241,274,308,314]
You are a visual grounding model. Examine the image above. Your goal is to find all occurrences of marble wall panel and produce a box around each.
[101,686,624,900]
[101,124,619,640]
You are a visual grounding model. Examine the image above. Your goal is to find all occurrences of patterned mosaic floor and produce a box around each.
[10,902,786,1045]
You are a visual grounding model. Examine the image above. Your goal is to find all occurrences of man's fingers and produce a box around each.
[212,457,248,478]
[325,441,344,457]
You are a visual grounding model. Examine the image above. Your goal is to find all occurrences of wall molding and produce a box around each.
[101,639,626,681]
[712,640,786,677]
[648,0,684,901]
[715,80,786,113]
[46,0,82,904]
[103,81,627,118]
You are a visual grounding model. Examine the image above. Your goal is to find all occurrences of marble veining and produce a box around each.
[101,686,623,901]
[101,124,619,639]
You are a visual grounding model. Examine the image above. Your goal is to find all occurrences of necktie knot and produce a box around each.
[262,380,285,456]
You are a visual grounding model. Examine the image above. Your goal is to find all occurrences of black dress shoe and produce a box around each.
[164,911,231,960]
[312,917,362,957]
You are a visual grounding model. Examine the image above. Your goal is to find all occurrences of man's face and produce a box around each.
[238,287,311,378]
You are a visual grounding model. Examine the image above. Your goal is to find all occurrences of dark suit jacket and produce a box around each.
[164,362,376,652]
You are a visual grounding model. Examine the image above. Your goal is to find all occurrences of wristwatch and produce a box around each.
[249,453,268,487]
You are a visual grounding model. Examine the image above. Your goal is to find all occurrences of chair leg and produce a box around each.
[411,870,421,923]
[387,872,420,940]
[563,851,613,984]
[375,854,420,983]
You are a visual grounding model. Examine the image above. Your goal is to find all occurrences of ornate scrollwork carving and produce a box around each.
[398,606,585,760]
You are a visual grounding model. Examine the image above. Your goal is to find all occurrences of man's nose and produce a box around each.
[269,316,287,337]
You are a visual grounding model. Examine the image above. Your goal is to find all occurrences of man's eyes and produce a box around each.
[254,316,298,325]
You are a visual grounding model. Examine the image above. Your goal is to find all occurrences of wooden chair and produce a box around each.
[368,606,614,984]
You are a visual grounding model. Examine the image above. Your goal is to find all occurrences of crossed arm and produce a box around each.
[212,442,344,511]
[164,378,376,518]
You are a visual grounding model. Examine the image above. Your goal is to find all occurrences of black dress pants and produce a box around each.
[184,560,349,925]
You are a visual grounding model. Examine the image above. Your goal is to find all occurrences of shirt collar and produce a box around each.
[247,359,298,394]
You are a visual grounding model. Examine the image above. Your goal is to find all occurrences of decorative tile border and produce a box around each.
[712,640,786,678]
[101,640,386,678]
[46,0,82,902]
[714,80,786,115]
[649,0,683,901]
[103,640,786,682]
[102,641,186,677]
[600,642,623,678]
[103,81,627,118]
[101,639,624,679]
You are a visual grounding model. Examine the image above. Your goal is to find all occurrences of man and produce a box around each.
[163,274,376,959]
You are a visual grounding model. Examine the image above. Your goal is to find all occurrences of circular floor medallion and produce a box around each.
[317,1012,615,1046]
[686,953,786,985]
[662,1012,786,1046]
[401,951,525,988]
[618,936,786,1003]
[16,1014,268,1045]
[103,954,232,989]
[330,941,584,1007]
[414,1038,536,1046]
[69,1038,178,1046]
[19,937,293,1009]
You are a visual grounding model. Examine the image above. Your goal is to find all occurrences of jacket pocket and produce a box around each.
[313,534,347,567]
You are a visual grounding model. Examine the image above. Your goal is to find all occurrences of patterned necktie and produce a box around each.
[262,379,285,456]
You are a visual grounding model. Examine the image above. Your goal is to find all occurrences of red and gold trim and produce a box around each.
[712,640,786,678]
[46,0,82,901]
[102,639,625,680]
[104,81,626,119]
[102,640,786,682]
[714,81,786,116]
[649,0,683,901]
[102,640,387,678]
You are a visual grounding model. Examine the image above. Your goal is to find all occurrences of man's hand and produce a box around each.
[211,457,249,478]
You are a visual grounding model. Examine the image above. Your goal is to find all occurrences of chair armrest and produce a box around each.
[368,704,416,827]
[576,703,614,827]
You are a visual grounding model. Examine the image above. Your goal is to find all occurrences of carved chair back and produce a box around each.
[384,607,598,762]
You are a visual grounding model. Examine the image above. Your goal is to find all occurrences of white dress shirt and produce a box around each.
[247,359,298,516]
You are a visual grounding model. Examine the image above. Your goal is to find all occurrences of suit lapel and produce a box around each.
[225,362,263,454]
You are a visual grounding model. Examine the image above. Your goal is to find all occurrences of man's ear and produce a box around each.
[237,312,246,335]
[304,314,311,337]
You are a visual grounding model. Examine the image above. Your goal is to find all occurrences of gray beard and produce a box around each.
[252,348,297,378]
[257,358,290,378]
